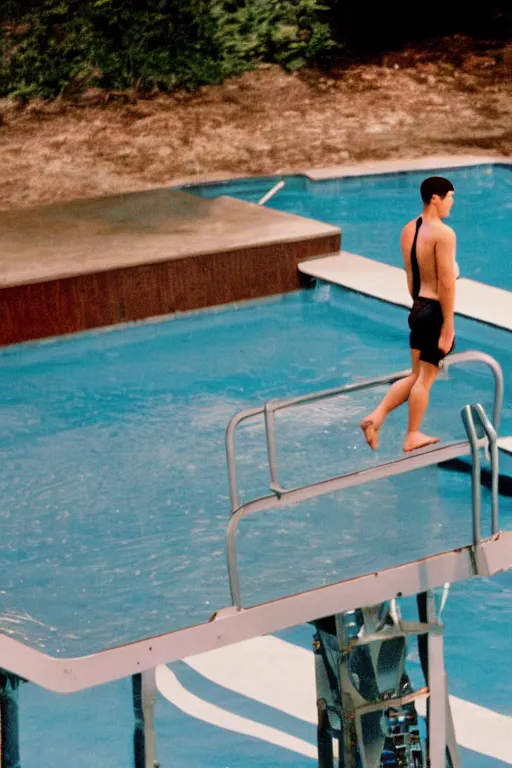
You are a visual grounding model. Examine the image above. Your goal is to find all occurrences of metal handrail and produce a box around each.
[258,180,285,205]
[226,432,488,609]
[225,350,503,511]
[462,403,499,540]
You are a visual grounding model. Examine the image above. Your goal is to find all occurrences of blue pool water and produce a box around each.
[0,285,510,662]
[0,284,510,768]
[181,163,512,291]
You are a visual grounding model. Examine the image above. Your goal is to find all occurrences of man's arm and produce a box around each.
[435,227,457,354]
[400,226,414,298]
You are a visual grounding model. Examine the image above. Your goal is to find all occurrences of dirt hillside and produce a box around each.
[0,36,511,210]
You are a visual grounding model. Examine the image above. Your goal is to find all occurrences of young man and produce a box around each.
[361,176,457,453]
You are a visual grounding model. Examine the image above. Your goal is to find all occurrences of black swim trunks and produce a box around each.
[408,217,455,367]
[408,297,454,367]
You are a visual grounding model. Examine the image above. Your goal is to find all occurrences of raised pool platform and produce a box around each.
[0,188,340,345]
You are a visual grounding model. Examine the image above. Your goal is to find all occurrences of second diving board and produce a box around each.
[299,252,512,332]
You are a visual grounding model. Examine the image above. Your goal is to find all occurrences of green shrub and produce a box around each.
[213,0,338,73]
[6,0,509,101]
[84,0,224,91]
[0,2,94,100]
[0,0,338,99]
[0,0,225,99]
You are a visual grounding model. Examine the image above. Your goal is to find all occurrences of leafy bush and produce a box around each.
[213,0,338,74]
[1,0,509,100]
[85,0,224,91]
[0,0,338,99]
[0,2,94,99]
[0,0,225,99]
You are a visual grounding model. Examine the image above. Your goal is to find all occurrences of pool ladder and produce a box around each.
[224,350,504,768]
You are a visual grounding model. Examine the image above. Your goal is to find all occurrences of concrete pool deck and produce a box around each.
[0,188,340,345]
[302,153,511,180]
[2,153,510,346]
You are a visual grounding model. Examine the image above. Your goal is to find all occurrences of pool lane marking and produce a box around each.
[157,635,512,763]
[298,252,512,332]
[155,664,317,759]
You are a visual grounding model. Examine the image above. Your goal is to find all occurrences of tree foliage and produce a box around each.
[0,0,510,100]
[0,0,225,98]
[213,0,337,74]
[0,0,336,99]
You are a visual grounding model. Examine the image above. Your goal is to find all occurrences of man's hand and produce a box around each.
[439,322,455,355]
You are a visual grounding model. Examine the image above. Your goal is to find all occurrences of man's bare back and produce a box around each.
[401,216,456,304]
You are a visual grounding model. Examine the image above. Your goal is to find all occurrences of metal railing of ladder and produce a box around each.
[225,350,503,608]
[462,401,500,576]
[258,180,285,205]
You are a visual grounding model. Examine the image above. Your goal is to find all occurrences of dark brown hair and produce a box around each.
[420,176,454,204]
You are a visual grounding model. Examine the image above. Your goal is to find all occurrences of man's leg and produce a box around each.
[403,361,440,452]
[361,350,421,450]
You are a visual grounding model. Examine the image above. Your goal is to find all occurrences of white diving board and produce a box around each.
[299,252,512,332]
[498,436,512,454]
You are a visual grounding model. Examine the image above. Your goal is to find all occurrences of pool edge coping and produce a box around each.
[302,154,512,180]
[167,154,512,188]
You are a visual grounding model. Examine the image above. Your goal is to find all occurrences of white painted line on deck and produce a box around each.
[179,635,512,763]
[299,252,512,332]
[155,663,317,760]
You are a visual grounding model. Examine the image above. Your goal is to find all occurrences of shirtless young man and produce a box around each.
[361,176,457,453]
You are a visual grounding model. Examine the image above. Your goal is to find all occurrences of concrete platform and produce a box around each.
[0,189,340,345]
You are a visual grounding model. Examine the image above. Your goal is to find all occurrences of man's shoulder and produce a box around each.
[436,221,456,242]
[401,218,418,237]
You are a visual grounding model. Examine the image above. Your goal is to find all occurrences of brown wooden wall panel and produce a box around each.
[0,234,340,346]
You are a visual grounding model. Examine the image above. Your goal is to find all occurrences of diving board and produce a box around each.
[498,436,512,454]
[299,252,512,331]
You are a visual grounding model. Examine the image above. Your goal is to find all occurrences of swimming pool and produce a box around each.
[1,282,511,767]
[181,163,512,292]
[0,284,510,654]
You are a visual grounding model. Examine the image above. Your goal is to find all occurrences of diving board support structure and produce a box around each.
[132,670,159,768]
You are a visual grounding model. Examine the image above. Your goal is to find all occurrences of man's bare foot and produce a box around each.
[360,418,379,450]
[402,432,440,453]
